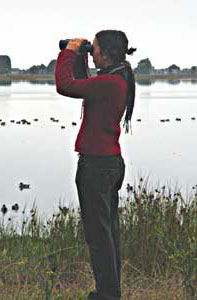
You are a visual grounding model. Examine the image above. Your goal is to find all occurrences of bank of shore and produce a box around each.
[0,74,55,82]
[0,73,197,82]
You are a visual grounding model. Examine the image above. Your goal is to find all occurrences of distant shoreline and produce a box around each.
[0,73,197,81]
[0,74,55,81]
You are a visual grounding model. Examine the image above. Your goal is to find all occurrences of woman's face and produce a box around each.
[92,37,103,68]
[92,37,113,69]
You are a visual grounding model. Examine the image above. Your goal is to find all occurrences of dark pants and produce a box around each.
[75,153,125,300]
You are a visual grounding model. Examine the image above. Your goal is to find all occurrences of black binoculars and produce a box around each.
[59,39,93,55]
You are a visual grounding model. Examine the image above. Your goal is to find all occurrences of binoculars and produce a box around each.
[59,39,93,55]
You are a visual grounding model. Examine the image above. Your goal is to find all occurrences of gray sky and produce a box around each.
[1,0,196,69]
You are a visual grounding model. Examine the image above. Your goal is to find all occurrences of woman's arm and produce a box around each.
[55,49,124,99]
[73,53,91,79]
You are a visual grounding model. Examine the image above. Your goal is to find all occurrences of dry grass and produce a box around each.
[0,261,188,299]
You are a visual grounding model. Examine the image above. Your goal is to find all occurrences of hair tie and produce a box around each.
[127,47,137,55]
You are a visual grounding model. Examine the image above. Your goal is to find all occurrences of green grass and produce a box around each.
[0,179,196,299]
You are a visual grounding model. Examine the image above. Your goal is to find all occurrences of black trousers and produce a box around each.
[75,153,125,300]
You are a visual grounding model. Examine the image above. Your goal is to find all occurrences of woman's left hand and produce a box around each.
[66,38,85,54]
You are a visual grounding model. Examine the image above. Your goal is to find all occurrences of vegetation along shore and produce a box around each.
[0,179,196,299]
[0,73,197,83]
[0,55,197,82]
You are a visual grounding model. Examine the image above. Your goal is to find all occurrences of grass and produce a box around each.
[0,178,196,299]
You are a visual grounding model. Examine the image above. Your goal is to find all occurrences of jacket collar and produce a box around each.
[97,61,131,75]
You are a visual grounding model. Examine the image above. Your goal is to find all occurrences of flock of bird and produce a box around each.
[1,203,19,215]
[0,118,78,217]
[0,117,77,129]
[0,115,196,217]
[0,182,31,217]
[0,117,196,128]
[136,117,196,122]
[1,202,70,217]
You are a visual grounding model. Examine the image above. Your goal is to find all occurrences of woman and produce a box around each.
[55,30,136,300]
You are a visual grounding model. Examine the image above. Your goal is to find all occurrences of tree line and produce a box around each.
[0,55,197,76]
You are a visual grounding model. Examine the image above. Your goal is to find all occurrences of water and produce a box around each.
[0,80,197,220]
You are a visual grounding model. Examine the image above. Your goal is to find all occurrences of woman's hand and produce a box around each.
[66,38,85,54]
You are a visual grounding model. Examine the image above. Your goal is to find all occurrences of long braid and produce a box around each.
[123,65,135,134]
[110,62,135,134]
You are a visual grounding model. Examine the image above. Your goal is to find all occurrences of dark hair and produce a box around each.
[96,30,136,133]
[96,30,136,64]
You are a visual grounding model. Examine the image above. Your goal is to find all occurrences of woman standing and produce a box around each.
[55,30,136,300]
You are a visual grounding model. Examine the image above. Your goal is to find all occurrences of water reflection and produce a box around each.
[191,79,197,84]
[0,80,55,86]
[136,80,154,86]
[0,80,11,86]
[167,80,181,85]
[136,79,197,86]
[0,79,196,87]
[29,80,55,85]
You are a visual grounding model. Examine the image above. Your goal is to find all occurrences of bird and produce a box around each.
[61,126,66,129]
[126,183,133,193]
[50,117,59,122]
[1,204,8,215]
[175,118,181,121]
[136,119,141,122]
[72,122,77,126]
[21,119,28,125]
[59,206,69,216]
[191,117,196,120]
[20,119,31,125]
[19,182,30,191]
[12,203,19,212]
[33,118,39,122]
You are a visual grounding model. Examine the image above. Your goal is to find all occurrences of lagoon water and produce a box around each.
[0,80,197,220]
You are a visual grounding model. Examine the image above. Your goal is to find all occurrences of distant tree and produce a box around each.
[134,58,153,74]
[0,55,11,74]
[191,66,197,73]
[27,65,38,74]
[27,64,46,74]
[167,64,180,73]
[47,60,56,73]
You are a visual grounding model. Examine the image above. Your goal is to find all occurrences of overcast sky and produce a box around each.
[1,0,196,69]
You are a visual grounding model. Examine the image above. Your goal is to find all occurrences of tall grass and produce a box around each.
[120,179,197,297]
[0,178,196,299]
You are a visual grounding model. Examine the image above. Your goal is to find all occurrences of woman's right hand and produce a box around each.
[66,38,85,54]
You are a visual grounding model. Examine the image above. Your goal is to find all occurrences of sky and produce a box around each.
[0,0,197,70]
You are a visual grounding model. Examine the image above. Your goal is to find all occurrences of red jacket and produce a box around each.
[55,49,127,155]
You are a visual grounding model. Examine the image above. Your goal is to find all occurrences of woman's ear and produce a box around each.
[102,54,108,61]
[101,50,110,61]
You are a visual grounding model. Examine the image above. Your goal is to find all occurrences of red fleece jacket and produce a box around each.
[55,49,127,156]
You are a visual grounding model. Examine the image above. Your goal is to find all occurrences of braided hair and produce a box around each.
[96,30,136,134]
